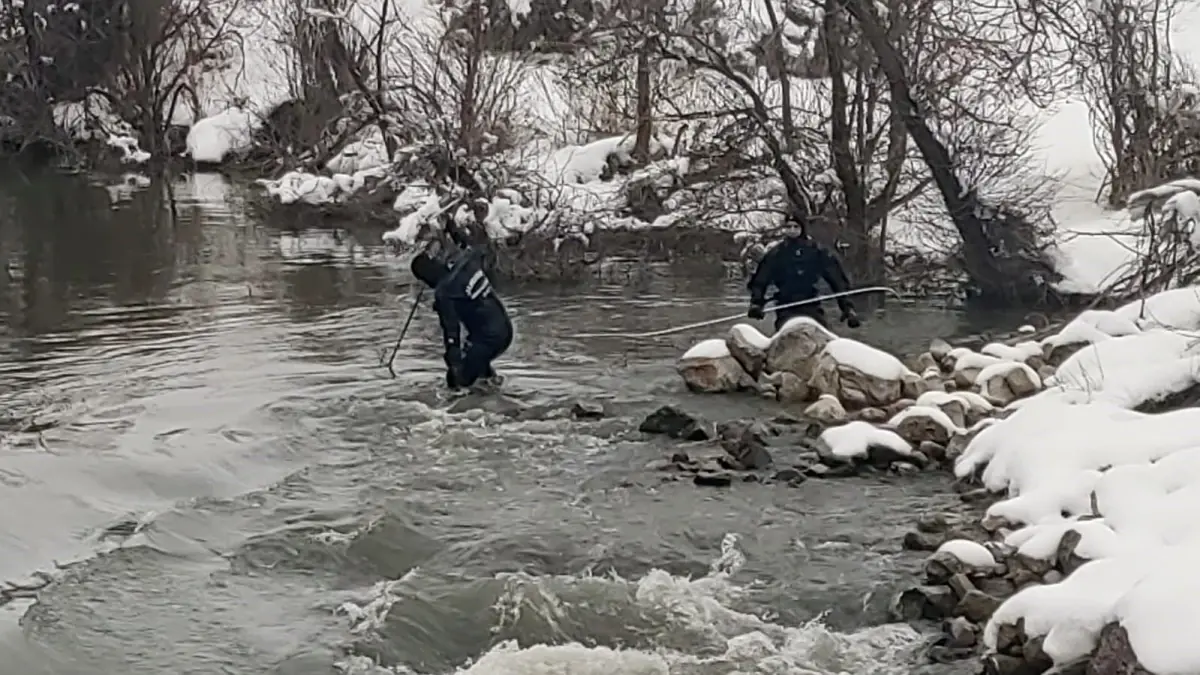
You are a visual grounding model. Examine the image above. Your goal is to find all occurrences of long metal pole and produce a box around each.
[385,287,425,378]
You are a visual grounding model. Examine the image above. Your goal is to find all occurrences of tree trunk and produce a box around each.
[633,43,653,162]
[840,0,1029,303]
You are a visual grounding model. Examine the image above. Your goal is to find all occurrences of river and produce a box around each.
[0,171,1015,674]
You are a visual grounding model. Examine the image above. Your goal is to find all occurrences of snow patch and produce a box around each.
[823,339,912,381]
[682,339,731,360]
[820,421,912,461]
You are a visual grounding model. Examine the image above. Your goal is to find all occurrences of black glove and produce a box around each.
[747,304,765,320]
[841,310,861,329]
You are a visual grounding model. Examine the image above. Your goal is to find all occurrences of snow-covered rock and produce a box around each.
[819,421,913,464]
[950,286,1200,673]
[676,339,755,393]
[764,317,834,382]
[809,338,915,408]
[976,361,1043,406]
[726,323,769,379]
[804,394,847,425]
[888,405,963,446]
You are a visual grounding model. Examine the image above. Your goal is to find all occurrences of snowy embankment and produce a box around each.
[952,287,1200,673]
[657,286,1200,671]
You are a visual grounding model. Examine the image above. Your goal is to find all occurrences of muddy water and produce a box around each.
[0,171,1011,674]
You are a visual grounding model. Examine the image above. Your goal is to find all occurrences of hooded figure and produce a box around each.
[411,246,513,390]
[745,224,861,333]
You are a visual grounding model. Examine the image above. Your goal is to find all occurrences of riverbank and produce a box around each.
[648,286,1200,673]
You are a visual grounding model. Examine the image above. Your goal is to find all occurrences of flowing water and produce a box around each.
[0,171,1017,675]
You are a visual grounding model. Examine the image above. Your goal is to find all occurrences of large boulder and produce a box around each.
[764,317,834,381]
[976,361,1042,406]
[809,338,914,408]
[677,339,755,393]
[726,323,770,380]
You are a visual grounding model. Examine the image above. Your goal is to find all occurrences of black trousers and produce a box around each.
[458,318,513,388]
[774,303,828,333]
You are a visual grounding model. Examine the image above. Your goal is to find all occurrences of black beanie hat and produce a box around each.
[411,252,448,288]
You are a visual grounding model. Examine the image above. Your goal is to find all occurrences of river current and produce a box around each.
[0,171,1012,674]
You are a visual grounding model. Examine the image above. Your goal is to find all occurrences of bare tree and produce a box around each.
[836,0,1064,303]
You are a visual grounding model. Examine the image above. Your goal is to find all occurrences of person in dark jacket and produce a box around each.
[746,228,861,333]
[411,245,513,390]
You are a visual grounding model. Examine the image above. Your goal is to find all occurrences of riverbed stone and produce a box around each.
[570,400,606,419]
[693,471,734,487]
[892,585,957,621]
[891,406,956,445]
[955,589,1002,623]
[855,406,887,423]
[947,572,977,600]
[1090,624,1153,674]
[979,362,1042,406]
[716,419,773,470]
[639,406,709,440]
[983,654,1027,675]
[944,616,978,649]
[677,341,757,393]
[930,338,953,362]
[919,440,948,463]
[764,317,833,381]
[884,398,916,417]
[903,530,947,552]
[1056,529,1088,575]
[765,371,811,403]
[803,394,846,425]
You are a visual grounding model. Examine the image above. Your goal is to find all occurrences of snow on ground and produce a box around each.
[52,95,151,165]
[952,286,1200,670]
[1036,5,1200,295]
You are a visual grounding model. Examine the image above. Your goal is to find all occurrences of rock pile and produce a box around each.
[664,312,1145,673]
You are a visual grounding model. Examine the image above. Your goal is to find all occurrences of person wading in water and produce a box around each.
[745,216,862,333]
[410,225,512,392]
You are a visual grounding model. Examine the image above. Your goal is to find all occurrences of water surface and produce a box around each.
[0,171,1006,674]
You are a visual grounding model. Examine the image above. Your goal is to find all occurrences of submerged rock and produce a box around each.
[570,400,606,419]
[693,472,734,487]
[638,406,709,440]
[716,419,773,470]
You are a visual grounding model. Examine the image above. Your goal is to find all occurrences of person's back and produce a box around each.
[412,246,513,389]
[746,230,860,332]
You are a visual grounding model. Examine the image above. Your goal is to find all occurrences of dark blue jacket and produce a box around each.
[432,247,512,368]
[747,236,854,314]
